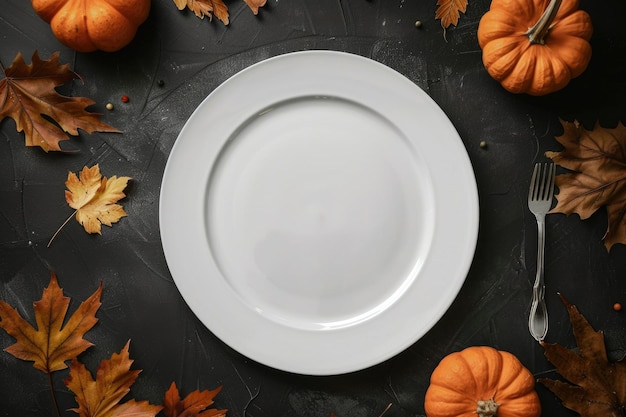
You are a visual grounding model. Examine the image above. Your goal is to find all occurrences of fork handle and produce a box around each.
[528,217,548,342]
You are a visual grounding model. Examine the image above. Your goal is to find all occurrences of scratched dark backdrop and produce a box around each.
[1,0,626,416]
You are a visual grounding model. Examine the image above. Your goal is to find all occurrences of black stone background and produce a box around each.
[1,0,626,416]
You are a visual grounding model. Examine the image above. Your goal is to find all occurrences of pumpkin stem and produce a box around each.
[526,0,562,44]
[476,399,499,417]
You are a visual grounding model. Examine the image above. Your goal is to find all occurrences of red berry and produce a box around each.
[613,303,622,311]
[121,95,129,103]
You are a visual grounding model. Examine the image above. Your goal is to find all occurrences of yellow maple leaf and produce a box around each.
[0,272,101,373]
[65,165,131,234]
[48,164,131,246]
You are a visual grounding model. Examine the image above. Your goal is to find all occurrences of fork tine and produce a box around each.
[547,163,556,200]
[529,163,540,200]
[535,164,548,200]
[539,163,555,201]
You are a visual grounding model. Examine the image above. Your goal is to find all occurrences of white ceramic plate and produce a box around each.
[160,50,478,375]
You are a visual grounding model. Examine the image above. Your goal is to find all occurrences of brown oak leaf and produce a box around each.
[163,382,227,417]
[546,120,626,251]
[172,0,266,24]
[0,51,120,152]
[539,294,626,417]
[49,164,131,246]
[435,0,468,30]
[64,341,162,417]
[0,272,101,373]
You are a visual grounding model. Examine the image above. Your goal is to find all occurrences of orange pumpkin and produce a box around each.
[31,0,151,52]
[477,0,592,95]
[424,346,541,417]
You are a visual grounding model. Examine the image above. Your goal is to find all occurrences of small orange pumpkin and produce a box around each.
[477,0,593,95]
[424,346,541,417]
[31,0,151,52]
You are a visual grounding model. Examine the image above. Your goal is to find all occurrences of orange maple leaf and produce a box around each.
[64,341,163,417]
[172,0,266,25]
[163,382,227,417]
[0,272,101,373]
[49,164,131,246]
[435,0,468,30]
[0,51,120,152]
[172,0,230,24]
[244,0,267,15]
[547,120,626,251]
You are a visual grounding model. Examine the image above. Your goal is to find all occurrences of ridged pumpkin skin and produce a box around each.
[31,0,151,52]
[424,346,541,417]
[477,0,592,96]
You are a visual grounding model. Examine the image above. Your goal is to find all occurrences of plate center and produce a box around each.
[206,96,433,330]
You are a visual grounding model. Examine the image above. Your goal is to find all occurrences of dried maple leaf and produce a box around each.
[244,0,267,15]
[546,120,626,251]
[435,0,468,30]
[172,0,230,24]
[172,0,266,25]
[49,164,131,246]
[0,272,101,373]
[65,165,131,234]
[539,294,626,417]
[0,51,120,152]
[163,381,227,417]
[64,341,162,417]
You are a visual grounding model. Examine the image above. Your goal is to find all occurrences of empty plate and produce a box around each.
[159,50,479,375]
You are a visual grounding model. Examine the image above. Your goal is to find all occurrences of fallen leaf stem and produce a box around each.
[47,210,77,247]
[48,372,62,417]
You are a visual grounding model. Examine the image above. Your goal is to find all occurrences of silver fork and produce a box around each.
[527,162,555,342]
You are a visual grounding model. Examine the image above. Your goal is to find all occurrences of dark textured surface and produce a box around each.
[1,1,626,416]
